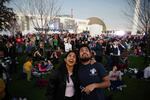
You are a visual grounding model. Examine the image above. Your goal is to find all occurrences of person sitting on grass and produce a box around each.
[23,58,33,81]
[37,60,53,73]
[109,66,126,91]
[50,47,63,64]
[44,60,53,71]
[144,64,150,79]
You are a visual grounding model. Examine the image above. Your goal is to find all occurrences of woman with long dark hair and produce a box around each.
[46,51,80,100]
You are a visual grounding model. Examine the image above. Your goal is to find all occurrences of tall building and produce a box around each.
[132,0,141,35]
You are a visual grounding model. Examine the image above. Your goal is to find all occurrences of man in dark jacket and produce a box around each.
[93,39,104,63]
[111,39,125,67]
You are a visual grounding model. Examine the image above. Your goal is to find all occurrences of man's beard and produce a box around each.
[80,56,91,62]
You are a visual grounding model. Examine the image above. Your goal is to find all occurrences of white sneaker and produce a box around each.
[121,85,127,88]
[22,98,27,100]
[117,87,122,91]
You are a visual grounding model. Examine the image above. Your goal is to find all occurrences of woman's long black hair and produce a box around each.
[58,50,79,83]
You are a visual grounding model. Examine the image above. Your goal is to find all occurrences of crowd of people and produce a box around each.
[0,32,148,100]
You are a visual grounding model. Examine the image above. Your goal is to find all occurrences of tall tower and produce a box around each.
[132,0,141,35]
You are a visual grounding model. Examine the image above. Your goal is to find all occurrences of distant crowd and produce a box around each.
[0,32,147,65]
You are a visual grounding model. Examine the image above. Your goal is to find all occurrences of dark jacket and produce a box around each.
[112,45,125,56]
[94,43,103,56]
[46,64,81,100]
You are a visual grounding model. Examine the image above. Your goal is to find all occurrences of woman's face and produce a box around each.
[65,52,76,67]
[113,66,117,71]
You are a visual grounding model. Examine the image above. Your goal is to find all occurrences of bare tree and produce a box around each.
[11,0,62,32]
[0,0,15,31]
[126,0,150,63]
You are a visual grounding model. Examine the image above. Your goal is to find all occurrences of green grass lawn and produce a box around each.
[8,56,150,100]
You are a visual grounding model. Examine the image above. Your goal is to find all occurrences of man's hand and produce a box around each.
[81,83,96,94]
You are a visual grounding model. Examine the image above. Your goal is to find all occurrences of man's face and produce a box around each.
[98,39,103,44]
[113,41,118,45]
[79,47,91,62]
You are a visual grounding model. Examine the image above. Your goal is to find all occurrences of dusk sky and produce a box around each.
[60,0,133,30]
[10,0,134,31]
